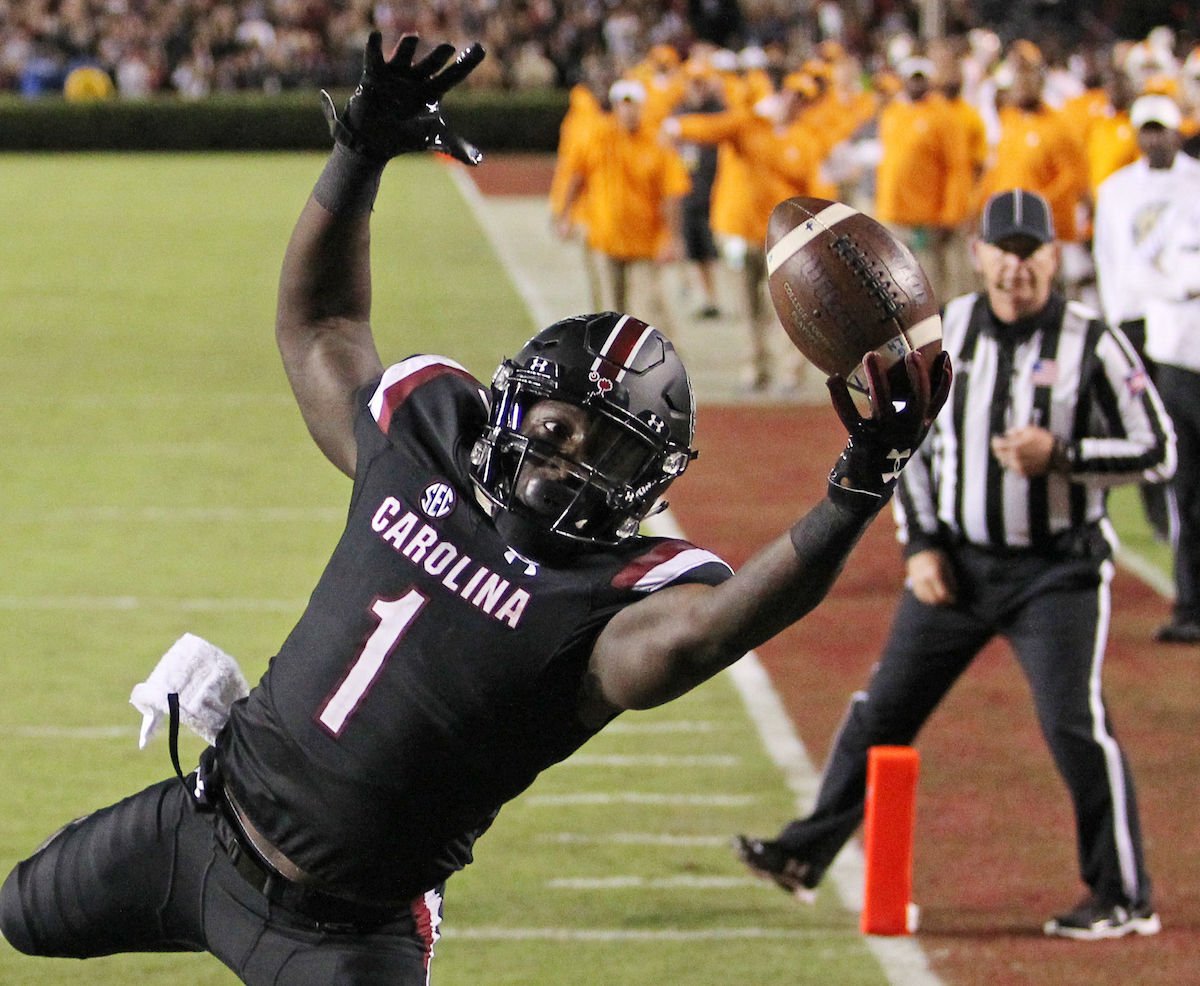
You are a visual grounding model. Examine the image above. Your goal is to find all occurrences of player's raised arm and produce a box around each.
[275,32,485,476]
[585,349,951,718]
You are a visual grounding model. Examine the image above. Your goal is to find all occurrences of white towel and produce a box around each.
[130,632,249,748]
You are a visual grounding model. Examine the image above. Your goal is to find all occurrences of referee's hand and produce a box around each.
[906,549,957,606]
[991,426,1056,477]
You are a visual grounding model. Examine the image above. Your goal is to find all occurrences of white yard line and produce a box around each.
[538,833,727,847]
[0,595,303,612]
[2,506,344,524]
[546,875,758,890]
[444,926,859,942]
[5,725,133,740]
[561,754,740,768]
[38,393,295,409]
[603,719,717,733]
[525,792,757,808]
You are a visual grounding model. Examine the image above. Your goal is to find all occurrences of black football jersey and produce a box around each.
[217,356,733,902]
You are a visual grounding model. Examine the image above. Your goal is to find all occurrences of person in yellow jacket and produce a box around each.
[663,72,829,391]
[1060,50,1112,151]
[874,57,975,303]
[1084,68,1139,195]
[931,39,988,179]
[555,79,691,341]
[823,52,887,155]
[935,45,989,299]
[628,44,688,132]
[794,59,846,159]
[550,68,615,311]
[980,50,1089,296]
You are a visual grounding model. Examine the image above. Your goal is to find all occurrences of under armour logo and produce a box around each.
[504,547,539,576]
[529,357,552,374]
[645,414,667,434]
[881,447,913,483]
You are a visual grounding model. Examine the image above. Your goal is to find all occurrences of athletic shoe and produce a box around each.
[1043,895,1162,940]
[1154,620,1200,644]
[733,835,820,904]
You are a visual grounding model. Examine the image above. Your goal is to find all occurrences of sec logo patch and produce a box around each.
[420,482,456,519]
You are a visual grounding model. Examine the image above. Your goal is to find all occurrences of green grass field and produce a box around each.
[0,153,904,986]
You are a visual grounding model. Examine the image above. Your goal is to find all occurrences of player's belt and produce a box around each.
[223,784,316,885]
[161,696,412,927]
[217,787,411,929]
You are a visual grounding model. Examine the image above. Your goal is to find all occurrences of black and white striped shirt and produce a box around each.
[894,292,1176,555]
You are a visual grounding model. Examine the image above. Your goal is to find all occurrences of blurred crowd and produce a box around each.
[3,0,1192,100]
[546,22,1200,389]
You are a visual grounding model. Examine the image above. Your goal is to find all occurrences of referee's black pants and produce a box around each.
[0,778,441,984]
[776,544,1153,909]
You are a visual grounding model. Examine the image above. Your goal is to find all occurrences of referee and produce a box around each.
[737,189,1176,940]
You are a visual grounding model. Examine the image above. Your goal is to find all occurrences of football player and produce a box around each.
[1,33,949,985]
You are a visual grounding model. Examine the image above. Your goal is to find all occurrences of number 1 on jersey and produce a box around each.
[318,590,428,736]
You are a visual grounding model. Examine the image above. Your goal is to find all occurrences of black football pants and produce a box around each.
[0,778,439,984]
[774,544,1153,909]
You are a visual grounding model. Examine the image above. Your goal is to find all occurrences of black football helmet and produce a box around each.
[470,312,696,545]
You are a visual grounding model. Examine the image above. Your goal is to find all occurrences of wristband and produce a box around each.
[826,475,892,516]
[312,143,385,216]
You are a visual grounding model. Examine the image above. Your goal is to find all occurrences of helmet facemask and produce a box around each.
[471,314,695,546]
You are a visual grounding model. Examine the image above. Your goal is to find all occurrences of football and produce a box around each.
[765,196,942,396]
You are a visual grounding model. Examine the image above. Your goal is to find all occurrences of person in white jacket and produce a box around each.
[1094,94,1200,643]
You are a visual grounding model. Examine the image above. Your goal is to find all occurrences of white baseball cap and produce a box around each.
[898,57,935,79]
[609,79,646,104]
[1130,94,1182,130]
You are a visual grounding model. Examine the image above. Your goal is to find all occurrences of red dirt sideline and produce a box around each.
[669,405,1196,986]
[470,152,558,196]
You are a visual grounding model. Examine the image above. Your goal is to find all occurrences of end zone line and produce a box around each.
[1115,546,1174,598]
[448,164,562,329]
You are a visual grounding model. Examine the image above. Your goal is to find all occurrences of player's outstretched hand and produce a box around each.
[321,31,486,165]
[826,349,952,513]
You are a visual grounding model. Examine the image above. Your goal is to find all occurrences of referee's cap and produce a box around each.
[981,189,1055,245]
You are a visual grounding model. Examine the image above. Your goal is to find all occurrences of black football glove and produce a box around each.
[320,32,486,165]
[826,349,952,514]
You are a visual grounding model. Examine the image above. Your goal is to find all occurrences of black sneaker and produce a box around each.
[1043,895,1162,940]
[733,835,820,903]
[1154,620,1200,644]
